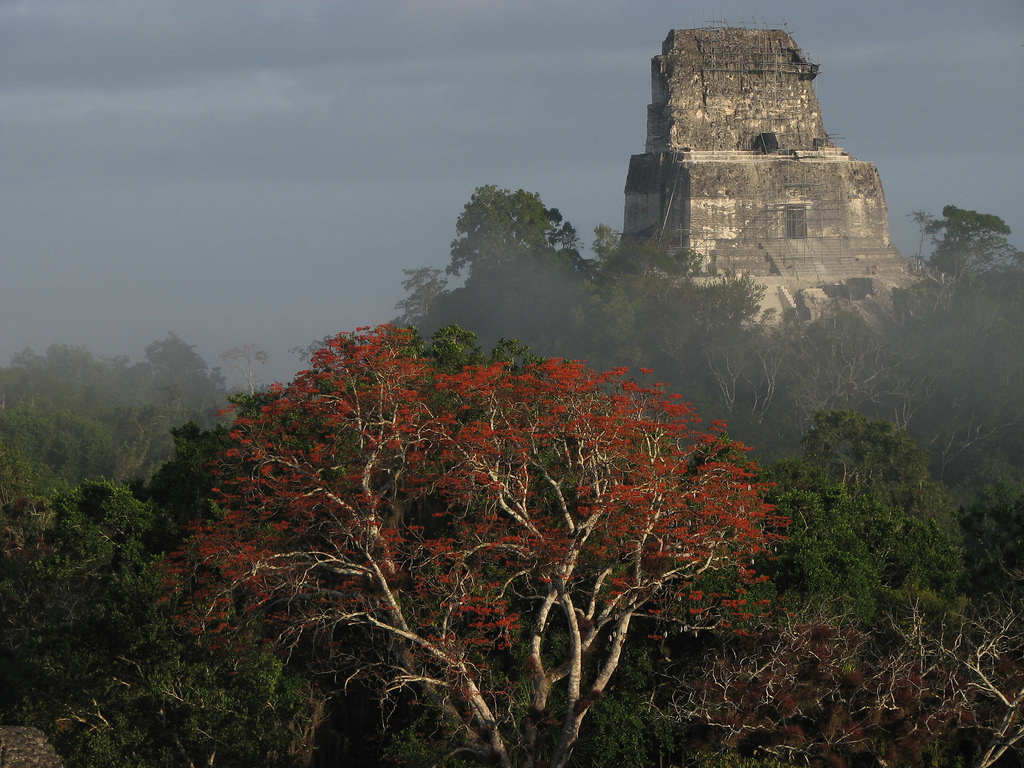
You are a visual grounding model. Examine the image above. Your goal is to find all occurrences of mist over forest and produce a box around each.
[8,187,1016,497]
[2,2,1021,377]
[3,2,1024,767]
[3,182,1024,768]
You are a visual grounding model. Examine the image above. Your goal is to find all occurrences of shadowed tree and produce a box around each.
[926,205,1020,281]
[447,186,582,278]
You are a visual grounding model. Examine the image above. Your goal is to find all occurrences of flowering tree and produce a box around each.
[169,325,780,768]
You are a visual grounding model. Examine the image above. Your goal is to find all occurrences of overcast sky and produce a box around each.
[2,0,1022,385]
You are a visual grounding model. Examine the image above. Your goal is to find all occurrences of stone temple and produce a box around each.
[624,27,908,315]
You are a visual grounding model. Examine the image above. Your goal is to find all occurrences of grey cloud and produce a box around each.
[3,43,648,186]
[0,0,1021,382]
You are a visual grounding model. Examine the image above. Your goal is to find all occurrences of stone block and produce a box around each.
[0,727,63,768]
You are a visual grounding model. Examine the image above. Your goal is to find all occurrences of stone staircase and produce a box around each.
[777,284,797,313]
[763,239,906,283]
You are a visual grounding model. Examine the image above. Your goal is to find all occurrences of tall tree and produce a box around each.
[399,186,588,351]
[447,185,582,278]
[926,205,1020,281]
[0,438,41,505]
[168,325,781,768]
[220,344,269,396]
[145,333,226,414]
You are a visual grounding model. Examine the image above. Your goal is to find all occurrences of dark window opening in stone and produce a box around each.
[754,132,779,154]
[786,205,808,239]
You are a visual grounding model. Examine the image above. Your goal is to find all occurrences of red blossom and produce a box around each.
[166,324,778,768]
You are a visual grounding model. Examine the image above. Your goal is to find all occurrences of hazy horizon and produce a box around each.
[2,0,1021,387]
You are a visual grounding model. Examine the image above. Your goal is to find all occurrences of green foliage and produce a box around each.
[400,187,588,354]
[144,333,226,411]
[447,185,582,278]
[0,480,313,768]
[926,205,1021,280]
[959,481,1024,598]
[764,413,964,622]
[381,713,480,768]
[579,645,678,768]
[141,421,231,537]
[799,409,955,528]
[426,324,543,372]
[690,752,798,768]
[0,404,119,491]
[0,337,227,489]
[593,231,701,277]
[803,410,924,486]
[765,477,963,623]
[0,436,44,504]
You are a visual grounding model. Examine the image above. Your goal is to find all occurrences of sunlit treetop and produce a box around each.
[168,323,782,768]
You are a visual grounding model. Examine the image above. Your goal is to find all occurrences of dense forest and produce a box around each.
[1,189,1022,768]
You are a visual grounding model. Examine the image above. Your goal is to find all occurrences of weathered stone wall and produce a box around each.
[624,27,905,284]
[0,727,63,768]
[687,159,892,243]
[647,28,825,153]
